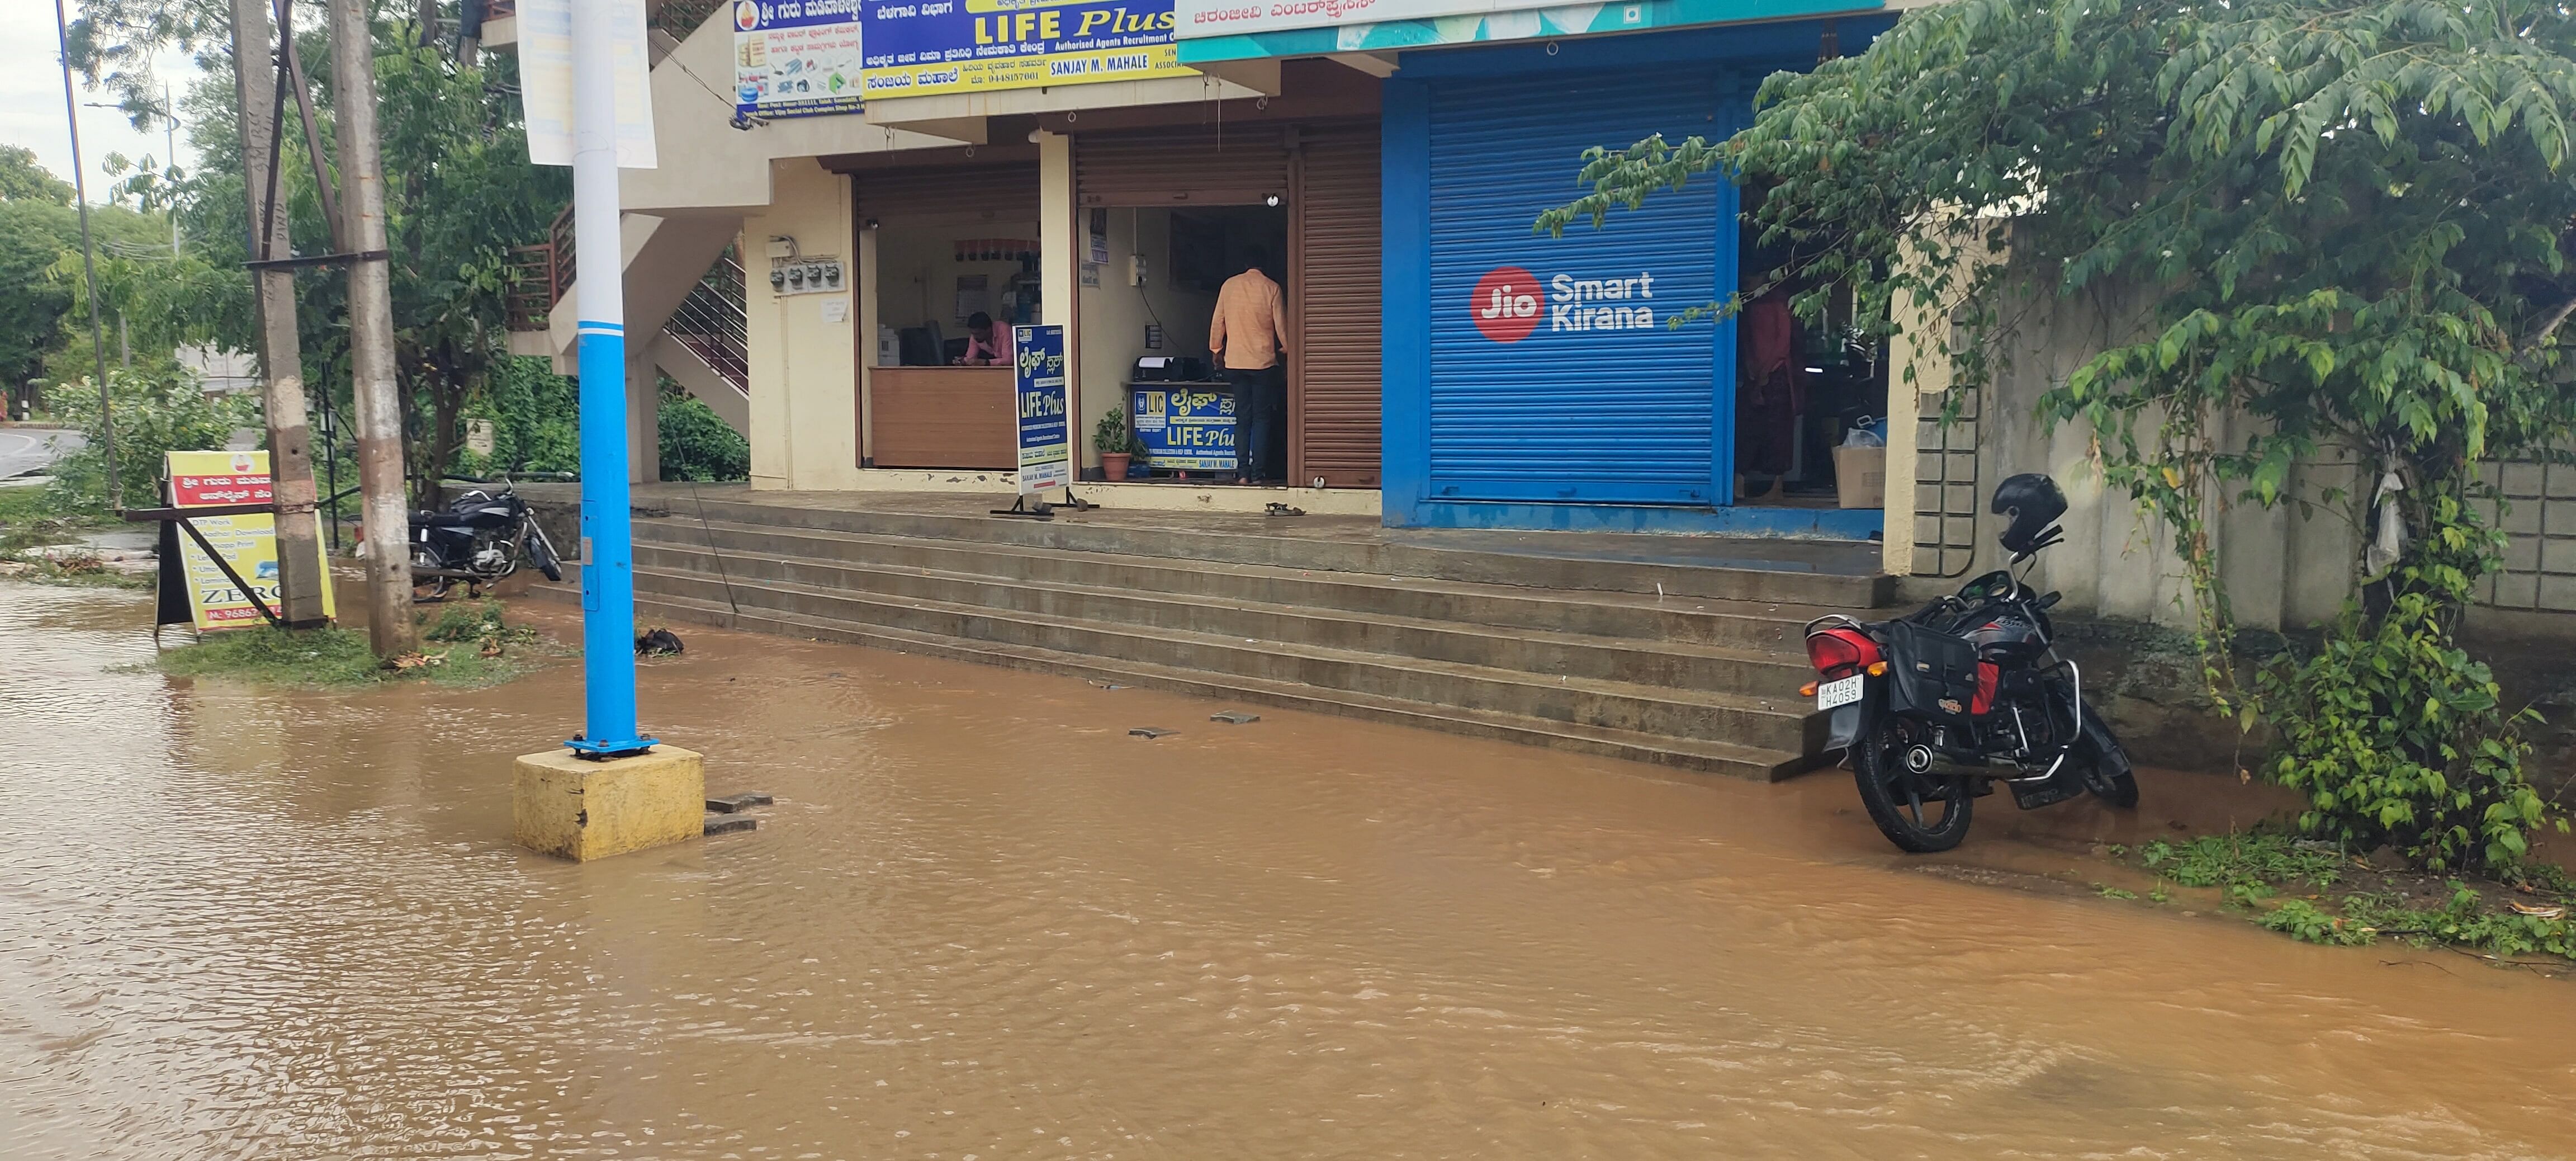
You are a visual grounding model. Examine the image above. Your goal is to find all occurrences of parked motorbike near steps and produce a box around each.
[1801,473,2138,852]
[408,479,563,601]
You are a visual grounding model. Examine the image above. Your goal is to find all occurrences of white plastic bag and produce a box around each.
[1840,416,1886,449]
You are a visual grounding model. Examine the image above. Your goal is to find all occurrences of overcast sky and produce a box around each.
[0,3,205,197]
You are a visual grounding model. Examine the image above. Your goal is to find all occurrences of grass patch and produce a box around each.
[0,483,110,555]
[2116,829,2576,967]
[157,599,562,689]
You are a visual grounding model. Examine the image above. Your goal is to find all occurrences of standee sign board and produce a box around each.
[860,0,1195,100]
[1014,325,1075,493]
[1131,387,1235,471]
[734,0,867,119]
[164,450,337,631]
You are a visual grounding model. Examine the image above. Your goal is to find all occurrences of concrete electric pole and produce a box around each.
[229,0,330,629]
[328,0,418,656]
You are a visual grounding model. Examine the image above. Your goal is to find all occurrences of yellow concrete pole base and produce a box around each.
[512,745,706,861]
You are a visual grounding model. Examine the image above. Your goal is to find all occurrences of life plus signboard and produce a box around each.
[1131,386,1235,470]
[1014,325,1075,493]
[734,0,867,119]
[859,0,1194,100]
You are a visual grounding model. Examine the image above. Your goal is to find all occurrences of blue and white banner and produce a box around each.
[1014,325,1074,493]
[859,0,1194,100]
[734,0,866,120]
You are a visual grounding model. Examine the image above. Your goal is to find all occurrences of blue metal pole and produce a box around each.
[566,0,648,755]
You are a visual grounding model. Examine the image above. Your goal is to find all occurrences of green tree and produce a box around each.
[0,145,77,205]
[1542,0,2576,872]
[75,1,568,502]
[0,197,78,394]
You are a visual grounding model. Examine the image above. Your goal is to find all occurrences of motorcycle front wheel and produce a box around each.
[524,526,564,583]
[1852,716,1975,853]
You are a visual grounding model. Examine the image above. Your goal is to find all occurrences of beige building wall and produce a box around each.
[744,159,861,491]
[1897,268,2361,633]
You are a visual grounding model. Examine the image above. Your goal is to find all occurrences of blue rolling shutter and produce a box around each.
[1426,67,1736,504]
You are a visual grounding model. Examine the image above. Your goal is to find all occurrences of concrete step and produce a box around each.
[629,539,1817,699]
[547,583,1807,781]
[630,517,1842,651]
[647,496,1893,607]
[618,564,1819,755]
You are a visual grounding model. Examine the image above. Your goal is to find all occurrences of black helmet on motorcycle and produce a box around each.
[1991,473,2068,555]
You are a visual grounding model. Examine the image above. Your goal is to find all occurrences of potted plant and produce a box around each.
[1095,407,1136,481]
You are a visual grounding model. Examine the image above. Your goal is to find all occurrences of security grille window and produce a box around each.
[2478,456,2576,612]
[1912,385,1983,578]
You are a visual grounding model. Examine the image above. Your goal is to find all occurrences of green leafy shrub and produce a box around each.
[42,367,255,515]
[659,390,748,482]
[2258,491,2556,872]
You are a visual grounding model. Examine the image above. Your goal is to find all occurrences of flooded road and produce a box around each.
[3,582,2572,1160]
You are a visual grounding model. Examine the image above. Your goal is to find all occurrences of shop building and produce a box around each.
[1179,3,1901,538]
[503,1,1386,511]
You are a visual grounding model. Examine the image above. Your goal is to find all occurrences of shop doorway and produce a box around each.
[1077,203,1288,483]
[1732,187,1891,513]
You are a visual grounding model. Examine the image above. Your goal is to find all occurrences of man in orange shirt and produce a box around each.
[1209,249,1288,485]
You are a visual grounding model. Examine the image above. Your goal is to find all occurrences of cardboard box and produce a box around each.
[1833,445,1886,509]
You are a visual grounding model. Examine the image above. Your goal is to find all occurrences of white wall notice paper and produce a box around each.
[518,0,659,168]
[821,298,849,323]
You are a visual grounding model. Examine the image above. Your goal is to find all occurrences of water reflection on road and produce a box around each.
[2,583,2570,1159]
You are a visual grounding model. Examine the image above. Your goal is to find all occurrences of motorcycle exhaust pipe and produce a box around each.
[1904,745,1936,775]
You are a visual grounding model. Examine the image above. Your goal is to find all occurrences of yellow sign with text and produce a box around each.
[165,450,337,631]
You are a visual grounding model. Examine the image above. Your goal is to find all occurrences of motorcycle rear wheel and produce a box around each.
[1852,718,1976,853]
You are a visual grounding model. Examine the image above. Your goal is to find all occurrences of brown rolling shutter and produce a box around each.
[1291,122,1381,489]
[1076,126,1289,206]
[853,162,1040,221]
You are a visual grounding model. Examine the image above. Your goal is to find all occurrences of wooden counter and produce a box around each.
[869,366,1016,470]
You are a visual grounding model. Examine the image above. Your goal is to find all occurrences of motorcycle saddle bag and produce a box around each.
[1886,620,1981,726]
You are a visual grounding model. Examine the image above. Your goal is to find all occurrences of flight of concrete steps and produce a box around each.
[533,497,1892,780]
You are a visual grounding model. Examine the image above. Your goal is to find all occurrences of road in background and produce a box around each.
[0,428,84,480]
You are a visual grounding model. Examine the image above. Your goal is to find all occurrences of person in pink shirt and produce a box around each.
[954,312,1013,366]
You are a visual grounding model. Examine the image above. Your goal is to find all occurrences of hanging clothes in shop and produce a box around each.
[1736,291,1804,479]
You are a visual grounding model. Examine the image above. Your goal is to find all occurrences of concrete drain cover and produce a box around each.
[1209,711,1261,724]
[1129,727,1177,739]
[704,814,757,836]
[707,792,774,813]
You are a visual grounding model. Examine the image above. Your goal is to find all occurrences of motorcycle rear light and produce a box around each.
[1804,628,1882,679]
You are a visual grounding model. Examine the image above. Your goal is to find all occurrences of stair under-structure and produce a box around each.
[528,492,1891,781]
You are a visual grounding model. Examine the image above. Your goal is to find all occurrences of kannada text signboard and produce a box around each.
[860,0,1194,101]
[1131,386,1235,471]
[1013,324,1074,494]
[165,451,336,631]
[735,0,866,119]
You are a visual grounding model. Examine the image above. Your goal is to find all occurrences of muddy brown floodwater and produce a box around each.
[4,584,2574,1160]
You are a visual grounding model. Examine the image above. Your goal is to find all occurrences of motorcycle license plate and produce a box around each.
[1816,674,1865,711]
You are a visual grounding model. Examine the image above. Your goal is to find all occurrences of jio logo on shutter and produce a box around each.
[1470,266,1542,343]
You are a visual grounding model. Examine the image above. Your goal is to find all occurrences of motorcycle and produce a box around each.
[408,476,564,600]
[1801,473,2137,852]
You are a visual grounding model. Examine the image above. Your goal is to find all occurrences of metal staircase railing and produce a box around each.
[663,250,750,396]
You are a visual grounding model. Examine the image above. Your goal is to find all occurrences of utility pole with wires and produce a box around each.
[51,0,120,510]
[328,0,419,657]
[229,0,332,629]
